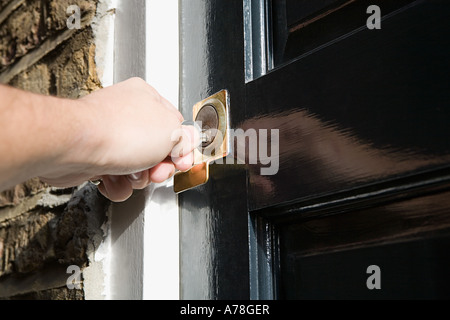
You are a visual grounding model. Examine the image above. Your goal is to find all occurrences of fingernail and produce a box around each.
[129,172,142,181]
[181,154,194,167]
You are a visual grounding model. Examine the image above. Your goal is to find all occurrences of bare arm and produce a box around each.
[0,78,196,202]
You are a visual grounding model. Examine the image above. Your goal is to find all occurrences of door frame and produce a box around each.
[108,0,180,300]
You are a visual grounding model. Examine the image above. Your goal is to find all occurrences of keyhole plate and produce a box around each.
[174,89,230,193]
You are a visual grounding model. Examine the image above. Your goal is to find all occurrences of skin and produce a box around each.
[0,77,198,202]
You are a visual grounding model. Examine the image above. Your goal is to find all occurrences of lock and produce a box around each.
[196,104,219,148]
[195,95,228,156]
[174,90,230,193]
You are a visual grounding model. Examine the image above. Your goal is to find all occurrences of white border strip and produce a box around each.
[144,0,180,300]
[109,0,146,300]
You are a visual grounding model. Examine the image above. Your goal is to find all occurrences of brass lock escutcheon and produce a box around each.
[174,89,230,193]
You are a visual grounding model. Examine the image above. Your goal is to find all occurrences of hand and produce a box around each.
[40,78,198,202]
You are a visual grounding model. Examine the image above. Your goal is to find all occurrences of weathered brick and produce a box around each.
[9,63,51,94]
[7,287,84,300]
[0,0,97,73]
[0,209,56,276]
[0,0,13,12]
[0,185,108,279]
[47,0,96,31]
[0,178,48,208]
[49,28,101,98]
[0,0,43,71]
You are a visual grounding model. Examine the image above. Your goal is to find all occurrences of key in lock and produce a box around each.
[174,89,230,193]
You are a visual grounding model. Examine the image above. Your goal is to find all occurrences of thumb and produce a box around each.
[170,124,200,159]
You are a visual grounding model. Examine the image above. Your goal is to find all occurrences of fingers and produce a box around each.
[126,170,150,190]
[98,175,133,202]
[97,170,151,202]
[172,152,194,172]
[170,124,198,171]
[95,148,193,202]
[96,163,178,202]
[148,159,176,183]
[171,125,200,161]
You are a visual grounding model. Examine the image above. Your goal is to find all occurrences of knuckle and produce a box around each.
[129,77,144,84]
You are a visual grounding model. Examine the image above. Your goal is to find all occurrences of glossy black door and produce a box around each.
[179,0,450,299]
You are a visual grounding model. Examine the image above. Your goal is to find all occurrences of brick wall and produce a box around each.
[0,0,112,299]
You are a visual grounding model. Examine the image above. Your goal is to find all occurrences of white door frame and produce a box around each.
[109,0,180,300]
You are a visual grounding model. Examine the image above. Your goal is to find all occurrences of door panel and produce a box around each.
[279,189,450,299]
[282,234,450,299]
[246,0,450,210]
[180,0,450,299]
[271,0,417,66]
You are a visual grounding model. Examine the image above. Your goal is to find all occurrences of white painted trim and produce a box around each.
[109,0,146,300]
[92,0,118,88]
[144,0,180,300]
[86,0,180,300]
[100,0,180,300]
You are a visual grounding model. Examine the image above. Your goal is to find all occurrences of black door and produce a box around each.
[179,0,450,299]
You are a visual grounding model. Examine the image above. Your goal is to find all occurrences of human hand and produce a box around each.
[40,78,198,202]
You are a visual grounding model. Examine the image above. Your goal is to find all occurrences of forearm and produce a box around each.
[0,85,95,191]
[0,78,194,202]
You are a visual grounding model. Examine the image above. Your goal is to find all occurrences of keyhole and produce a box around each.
[195,104,219,148]
[201,125,215,145]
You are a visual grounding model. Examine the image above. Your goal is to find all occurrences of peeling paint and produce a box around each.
[91,0,116,87]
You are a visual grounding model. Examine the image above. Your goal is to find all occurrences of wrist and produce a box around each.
[57,97,106,176]
[36,95,104,179]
